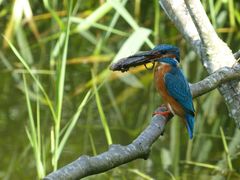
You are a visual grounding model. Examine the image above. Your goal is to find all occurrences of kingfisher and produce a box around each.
[110,44,195,139]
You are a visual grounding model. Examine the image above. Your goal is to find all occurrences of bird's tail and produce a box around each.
[185,114,194,139]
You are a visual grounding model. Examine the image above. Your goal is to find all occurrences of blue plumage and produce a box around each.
[164,62,194,114]
[152,45,196,138]
[153,44,180,62]
[185,114,194,139]
[162,58,195,139]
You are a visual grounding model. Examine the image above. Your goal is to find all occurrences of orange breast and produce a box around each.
[154,63,185,117]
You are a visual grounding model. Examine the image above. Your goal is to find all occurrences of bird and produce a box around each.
[110,44,195,139]
[152,45,195,139]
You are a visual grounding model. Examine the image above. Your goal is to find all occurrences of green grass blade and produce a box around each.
[36,79,41,152]
[75,2,112,31]
[43,0,64,30]
[92,71,112,145]
[170,118,180,176]
[108,0,154,48]
[108,0,139,29]
[79,31,97,44]
[52,32,66,59]
[105,82,124,126]
[4,36,57,122]
[57,90,91,159]
[182,160,221,170]
[56,25,70,124]
[23,74,37,144]
[53,0,72,169]
[104,0,128,40]
[209,0,217,28]
[50,127,55,154]
[15,26,33,64]
[36,77,45,178]
[220,127,233,170]
[128,169,153,180]
[25,127,34,147]
[228,0,235,27]
[154,0,160,44]
[234,10,240,24]
[89,133,97,156]
[70,17,128,36]
[23,74,45,178]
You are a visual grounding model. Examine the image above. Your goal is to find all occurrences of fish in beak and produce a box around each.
[109,50,162,72]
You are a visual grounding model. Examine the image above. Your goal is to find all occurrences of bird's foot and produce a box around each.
[152,110,171,117]
[152,104,172,118]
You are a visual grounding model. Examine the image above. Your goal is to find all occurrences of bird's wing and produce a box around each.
[164,70,194,114]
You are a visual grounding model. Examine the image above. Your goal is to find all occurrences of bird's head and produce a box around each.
[110,44,180,72]
[153,44,180,64]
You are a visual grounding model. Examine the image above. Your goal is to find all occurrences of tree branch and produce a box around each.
[44,106,171,180]
[191,64,240,98]
[159,0,201,55]
[44,65,240,180]
[184,0,235,71]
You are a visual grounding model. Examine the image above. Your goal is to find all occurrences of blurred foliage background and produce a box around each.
[0,0,240,179]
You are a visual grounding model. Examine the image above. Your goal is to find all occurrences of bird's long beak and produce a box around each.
[110,50,161,72]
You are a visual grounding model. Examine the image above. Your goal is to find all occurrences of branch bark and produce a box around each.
[44,64,240,180]
[191,64,240,98]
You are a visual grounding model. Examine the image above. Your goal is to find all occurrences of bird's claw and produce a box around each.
[152,104,170,117]
[152,111,171,117]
